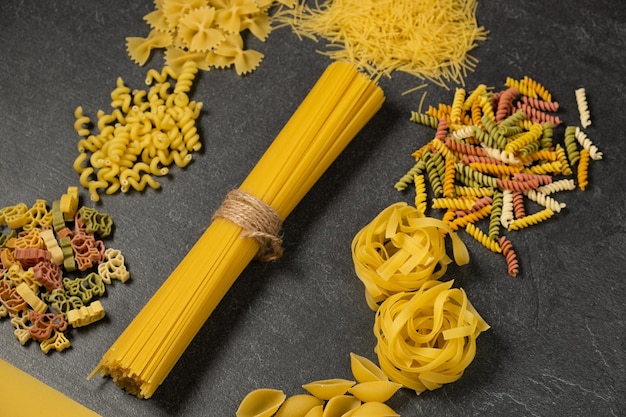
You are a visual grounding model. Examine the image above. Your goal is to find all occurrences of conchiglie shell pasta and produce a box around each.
[347,381,403,403]
[274,394,324,417]
[236,388,286,417]
[350,352,389,383]
[321,395,361,417]
[345,402,400,417]
[302,379,355,400]
[303,405,324,417]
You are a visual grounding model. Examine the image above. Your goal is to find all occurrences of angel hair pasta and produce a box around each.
[374,280,490,394]
[273,0,489,87]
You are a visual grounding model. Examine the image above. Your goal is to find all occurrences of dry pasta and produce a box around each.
[575,87,591,128]
[373,280,490,394]
[0,359,102,417]
[236,388,286,417]
[574,126,603,160]
[73,61,202,201]
[498,236,519,277]
[126,0,292,75]
[273,0,489,87]
[89,62,385,399]
[395,76,603,276]
[577,148,590,191]
[236,352,400,417]
[351,202,469,309]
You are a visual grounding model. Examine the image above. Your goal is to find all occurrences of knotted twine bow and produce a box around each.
[212,190,283,262]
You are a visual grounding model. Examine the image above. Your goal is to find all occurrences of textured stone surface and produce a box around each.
[0,1,624,416]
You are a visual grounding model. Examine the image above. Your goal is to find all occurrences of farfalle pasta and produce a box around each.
[374,280,490,394]
[124,0,293,75]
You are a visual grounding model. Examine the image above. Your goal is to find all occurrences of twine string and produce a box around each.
[212,189,284,262]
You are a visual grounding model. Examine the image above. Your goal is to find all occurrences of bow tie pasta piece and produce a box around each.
[214,0,260,34]
[177,6,226,52]
[126,29,173,66]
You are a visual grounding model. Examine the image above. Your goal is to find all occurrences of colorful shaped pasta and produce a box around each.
[414,174,428,214]
[511,191,525,219]
[409,111,439,129]
[465,223,501,253]
[564,125,581,166]
[524,190,566,213]
[535,179,576,195]
[395,76,603,278]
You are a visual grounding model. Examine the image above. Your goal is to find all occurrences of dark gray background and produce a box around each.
[1,1,625,416]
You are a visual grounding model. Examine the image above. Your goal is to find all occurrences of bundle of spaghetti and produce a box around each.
[273,0,489,87]
[396,77,603,277]
[89,61,385,399]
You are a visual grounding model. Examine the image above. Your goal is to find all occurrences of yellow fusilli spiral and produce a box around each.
[414,174,428,214]
[465,223,501,253]
[577,148,590,191]
[507,208,554,231]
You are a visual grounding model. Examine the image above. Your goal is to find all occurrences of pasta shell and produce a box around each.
[347,381,403,403]
[303,405,323,417]
[236,388,286,417]
[349,353,388,383]
[274,394,324,417]
[302,379,355,400]
[321,395,361,417]
[346,402,400,417]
